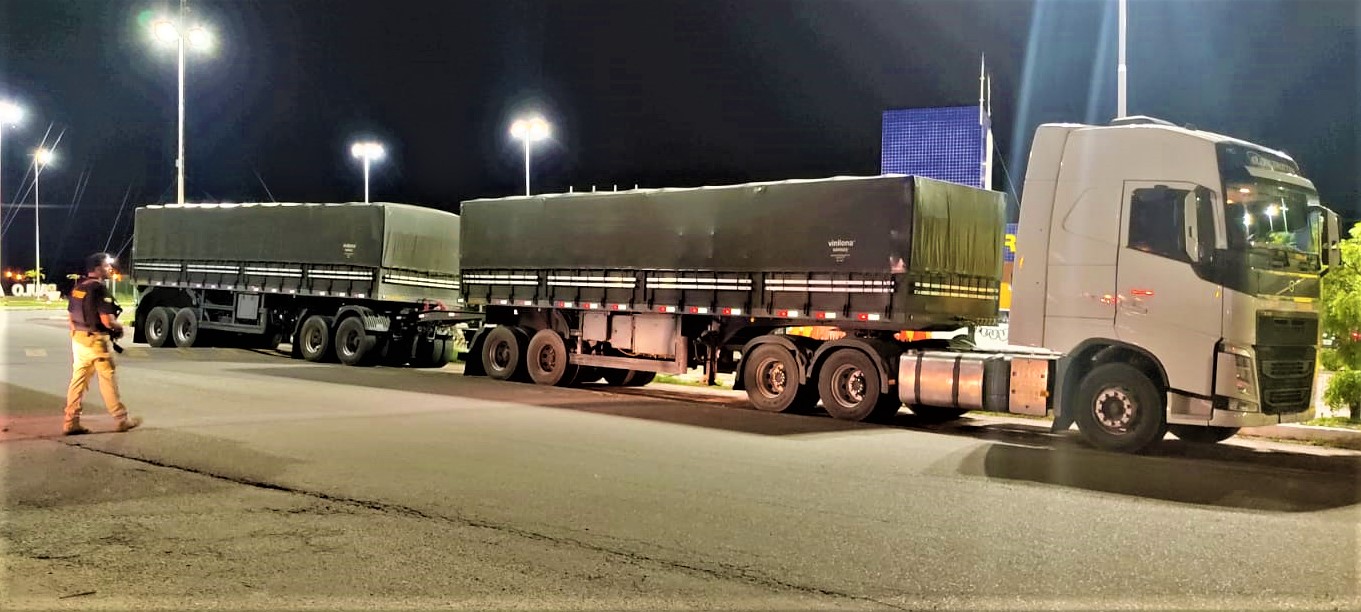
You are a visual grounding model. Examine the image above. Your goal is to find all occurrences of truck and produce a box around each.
[460,116,1343,453]
[131,202,472,367]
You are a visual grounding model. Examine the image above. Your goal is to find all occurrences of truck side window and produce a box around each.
[1128,186,1189,261]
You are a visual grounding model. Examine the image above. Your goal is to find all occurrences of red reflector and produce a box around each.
[857,313,869,321]
[658,306,668,313]
[777,310,789,317]
[688,307,700,314]
[1132,289,1155,297]
[722,308,733,315]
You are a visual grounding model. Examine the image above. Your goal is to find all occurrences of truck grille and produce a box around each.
[1256,313,1319,346]
[1262,361,1311,378]
[1254,345,1315,415]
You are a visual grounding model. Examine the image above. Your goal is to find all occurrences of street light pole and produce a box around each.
[176,1,186,205]
[350,141,385,204]
[1117,0,1128,119]
[33,148,52,291]
[152,2,212,205]
[510,116,550,196]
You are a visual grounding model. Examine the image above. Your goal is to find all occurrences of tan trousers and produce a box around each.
[64,331,127,427]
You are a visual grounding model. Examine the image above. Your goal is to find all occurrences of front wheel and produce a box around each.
[1072,363,1167,453]
[1169,425,1240,444]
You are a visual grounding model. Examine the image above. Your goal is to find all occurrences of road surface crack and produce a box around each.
[64,440,907,609]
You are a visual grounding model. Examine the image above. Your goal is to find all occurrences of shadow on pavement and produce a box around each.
[950,441,1361,513]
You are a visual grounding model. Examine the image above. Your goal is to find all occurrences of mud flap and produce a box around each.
[1050,355,1075,432]
[463,327,489,376]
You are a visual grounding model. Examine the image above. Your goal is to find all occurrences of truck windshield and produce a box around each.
[1224,180,1321,258]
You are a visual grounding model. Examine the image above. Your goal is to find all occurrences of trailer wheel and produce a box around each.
[171,308,200,348]
[572,367,603,385]
[526,329,578,386]
[623,371,656,387]
[908,405,969,423]
[335,317,378,366]
[299,315,336,362]
[1168,425,1239,444]
[1073,363,1166,453]
[145,307,174,348]
[602,368,632,386]
[482,326,524,381]
[412,337,454,368]
[818,349,893,422]
[743,344,816,413]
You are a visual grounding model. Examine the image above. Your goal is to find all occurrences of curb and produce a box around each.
[1237,424,1361,450]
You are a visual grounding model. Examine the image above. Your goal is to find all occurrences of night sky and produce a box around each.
[0,0,1356,277]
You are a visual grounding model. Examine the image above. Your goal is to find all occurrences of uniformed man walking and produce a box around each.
[63,252,141,435]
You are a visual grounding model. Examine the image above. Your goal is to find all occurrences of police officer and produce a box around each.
[63,252,141,435]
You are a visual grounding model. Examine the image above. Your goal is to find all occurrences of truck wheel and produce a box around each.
[818,349,891,422]
[602,368,632,386]
[412,337,453,368]
[482,326,524,381]
[572,367,603,385]
[171,308,200,348]
[526,329,578,386]
[335,317,378,366]
[623,371,656,387]
[1073,363,1167,453]
[145,307,173,348]
[743,344,816,413]
[1168,425,1240,444]
[909,405,969,423]
[299,315,336,362]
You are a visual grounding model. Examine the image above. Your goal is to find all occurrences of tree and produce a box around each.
[1321,222,1361,422]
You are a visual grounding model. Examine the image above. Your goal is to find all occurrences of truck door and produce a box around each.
[1115,182,1222,396]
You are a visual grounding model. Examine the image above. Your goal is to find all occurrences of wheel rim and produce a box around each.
[536,344,557,373]
[831,364,867,407]
[340,328,360,357]
[150,317,165,339]
[176,319,192,342]
[305,325,325,354]
[490,339,513,371]
[754,357,787,399]
[1093,387,1137,434]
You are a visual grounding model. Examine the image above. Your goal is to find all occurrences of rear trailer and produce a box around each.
[131,202,475,367]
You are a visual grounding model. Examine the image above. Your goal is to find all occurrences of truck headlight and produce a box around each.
[1216,343,1259,410]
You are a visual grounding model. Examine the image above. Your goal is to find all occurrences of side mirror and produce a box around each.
[1318,206,1342,268]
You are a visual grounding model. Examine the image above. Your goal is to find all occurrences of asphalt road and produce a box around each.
[3,309,1359,610]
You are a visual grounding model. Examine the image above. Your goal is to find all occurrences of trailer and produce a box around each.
[460,174,1008,414]
[461,118,1341,453]
[131,202,474,367]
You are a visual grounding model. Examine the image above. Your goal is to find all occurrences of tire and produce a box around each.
[144,306,173,348]
[1072,363,1167,453]
[1169,424,1240,444]
[335,317,378,366]
[412,337,454,368]
[572,366,603,386]
[818,349,894,422]
[256,329,285,351]
[908,405,969,423]
[298,315,335,362]
[623,371,656,387]
[482,326,524,381]
[742,344,816,412]
[171,307,200,347]
[602,368,632,386]
[526,329,578,386]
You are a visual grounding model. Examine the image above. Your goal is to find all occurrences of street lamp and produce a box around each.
[0,100,23,279]
[1265,204,1279,232]
[32,147,53,289]
[150,3,214,205]
[350,141,385,204]
[509,116,550,196]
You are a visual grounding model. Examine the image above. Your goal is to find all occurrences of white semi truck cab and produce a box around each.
[1011,116,1342,451]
